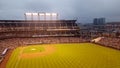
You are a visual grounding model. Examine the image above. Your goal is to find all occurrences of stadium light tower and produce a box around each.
[25,12,58,20]
[51,13,58,20]
[45,13,51,16]
[32,13,38,20]
[38,13,45,20]
[45,13,51,20]
[24,13,32,20]
[32,13,38,15]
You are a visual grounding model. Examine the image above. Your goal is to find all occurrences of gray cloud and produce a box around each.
[25,1,52,12]
[0,0,120,23]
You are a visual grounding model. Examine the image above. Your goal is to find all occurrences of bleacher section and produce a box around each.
[95,37,120,50]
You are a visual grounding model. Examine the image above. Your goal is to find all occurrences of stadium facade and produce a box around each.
[0,20,80,39]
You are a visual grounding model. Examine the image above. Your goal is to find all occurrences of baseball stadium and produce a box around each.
[0,13,120,68]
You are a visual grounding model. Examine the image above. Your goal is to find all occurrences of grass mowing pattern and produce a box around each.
[6,43,120,68]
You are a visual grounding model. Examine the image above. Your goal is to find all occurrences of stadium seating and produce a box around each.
[0,20,80,39]
[96,37,120,50]
[0,56,4,63]
[0,37,87,54]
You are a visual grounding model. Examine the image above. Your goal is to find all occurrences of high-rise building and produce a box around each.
[93,18,105,25]
[91,18,106,38]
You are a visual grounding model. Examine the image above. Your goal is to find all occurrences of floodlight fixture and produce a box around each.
[25,13,32,15]
[32,13,38,16]
[46,13,51,16]
[52,13,57,16]
[39,13,45,16]
[24,12,58,20]
[24,13,32,20]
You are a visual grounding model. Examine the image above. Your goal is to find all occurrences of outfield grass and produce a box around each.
[6,43,120,68]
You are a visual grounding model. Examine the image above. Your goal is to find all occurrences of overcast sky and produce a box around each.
[0,0,120,23]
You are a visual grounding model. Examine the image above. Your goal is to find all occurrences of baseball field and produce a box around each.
[6,43,120,68]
